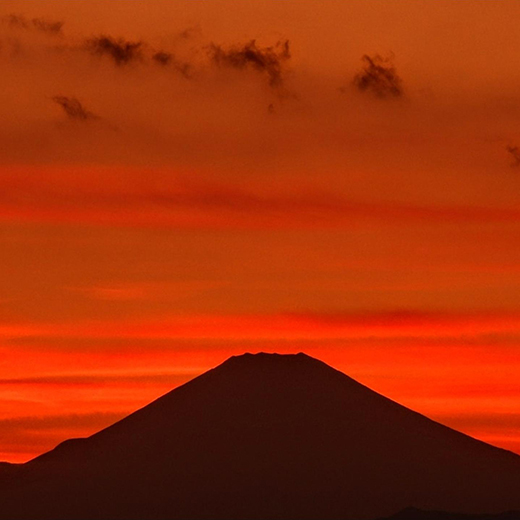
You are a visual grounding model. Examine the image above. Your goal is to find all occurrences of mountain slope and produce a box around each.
[1,352,520,520]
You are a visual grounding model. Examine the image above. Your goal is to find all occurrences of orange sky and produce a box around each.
[1,0,520,462]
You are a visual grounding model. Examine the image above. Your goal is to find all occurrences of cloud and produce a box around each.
[506,145,520,167]
[352,54,403,98]
[3,167,520,229]
[2,13,63,35]
[208,39,291,88]
[152,50,191,78]
[82,35,192,76]
[51,96,98,121]
[31,17,64,35]
[0,371,193,386]
[85,35,143,66]
[152,51,171,65]
[178,26,200,40]
[0,412,121,430]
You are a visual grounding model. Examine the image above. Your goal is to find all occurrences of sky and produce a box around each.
[1,0,520,462]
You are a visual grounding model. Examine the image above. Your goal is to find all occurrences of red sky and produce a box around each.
[1,0,520,462]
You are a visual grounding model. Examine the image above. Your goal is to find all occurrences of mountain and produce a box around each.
[1,352,520,520]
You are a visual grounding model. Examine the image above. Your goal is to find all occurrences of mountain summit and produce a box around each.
[1,352,520,519]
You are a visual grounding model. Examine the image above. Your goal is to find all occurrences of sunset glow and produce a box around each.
[1,0,520,463]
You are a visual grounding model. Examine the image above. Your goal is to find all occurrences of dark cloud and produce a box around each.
[178,26,200,40]
[352,54,403,99]
[84,36,191,76]
[85,35,143,66]
[152,51,171,65]
[2,13,29,29]
[152,51,191,78]
[506,145,520,167]
[31,18,64,35]
[208,39,291,88]
[2,13,63,35]
[51,96,98,121]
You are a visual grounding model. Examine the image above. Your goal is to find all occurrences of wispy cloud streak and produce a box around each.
[1,168,520,228]
[51,96,98,121]
[2,13,63,35]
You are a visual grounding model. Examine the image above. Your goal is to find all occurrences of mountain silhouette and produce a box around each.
[1,352,520,519]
